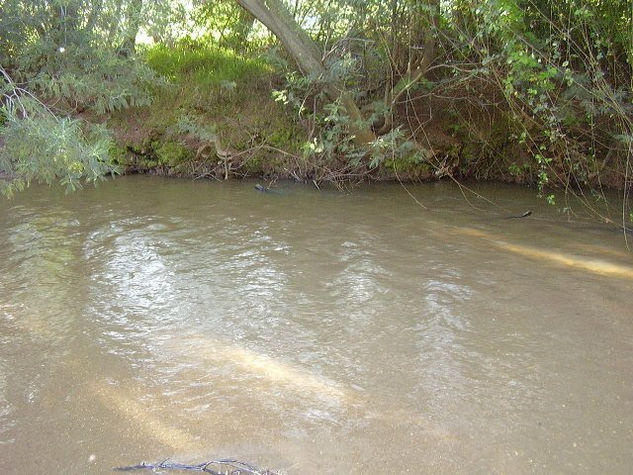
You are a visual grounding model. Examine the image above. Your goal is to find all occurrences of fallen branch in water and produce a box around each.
[114,458,275,474]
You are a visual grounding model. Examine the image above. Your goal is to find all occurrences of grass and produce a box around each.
[144,43,272,87]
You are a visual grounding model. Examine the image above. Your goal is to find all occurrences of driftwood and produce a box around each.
[195,136,234,180]
[114,458,275,474]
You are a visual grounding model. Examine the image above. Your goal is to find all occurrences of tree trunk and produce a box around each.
[107,0,124,49]
[119,0,143,56]
[376,0,438,134]
[234,0,375,145]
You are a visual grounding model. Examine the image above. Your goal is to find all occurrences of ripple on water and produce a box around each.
[1,179,633,473]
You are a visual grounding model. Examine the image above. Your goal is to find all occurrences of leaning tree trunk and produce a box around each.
[234,0,376,146]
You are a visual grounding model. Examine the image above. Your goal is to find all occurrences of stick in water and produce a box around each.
[114,458,274,474]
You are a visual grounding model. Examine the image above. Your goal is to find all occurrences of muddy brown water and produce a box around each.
[0,176,632,474]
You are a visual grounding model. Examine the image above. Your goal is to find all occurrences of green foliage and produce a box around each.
[438,0,633,197]
[0,103,117,197]
[368,128,425,170]
[175,114,218,143]
[27,48,158,114]
[191,1,257,52]
[291,96,361,163]
[0,0,165,114]
[0,0,184,59]
[155,141,191,166]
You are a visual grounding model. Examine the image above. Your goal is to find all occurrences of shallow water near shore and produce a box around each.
[1,176,632,473]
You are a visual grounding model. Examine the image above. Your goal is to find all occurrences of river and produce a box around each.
[0,176,632,473]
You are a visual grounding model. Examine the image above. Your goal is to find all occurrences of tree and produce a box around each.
[194,1,256,52]
[0,66,116,197]
[234,0,376,145]
[0,0,157,195]
[119,0,143,55]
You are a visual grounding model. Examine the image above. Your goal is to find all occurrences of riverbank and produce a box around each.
[97,43,628,192]
[2,42,629,199]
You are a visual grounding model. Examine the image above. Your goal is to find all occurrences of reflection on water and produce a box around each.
[459,227,633,278]
[1,177,632,474]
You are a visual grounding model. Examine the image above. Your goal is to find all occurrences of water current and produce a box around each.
[0,176,632,473]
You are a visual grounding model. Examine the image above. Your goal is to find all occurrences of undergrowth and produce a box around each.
[109,42,306,179]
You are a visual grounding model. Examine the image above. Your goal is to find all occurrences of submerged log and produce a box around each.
[114,458,275,474]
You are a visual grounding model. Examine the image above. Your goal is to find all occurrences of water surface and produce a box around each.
[1,177,632,473]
